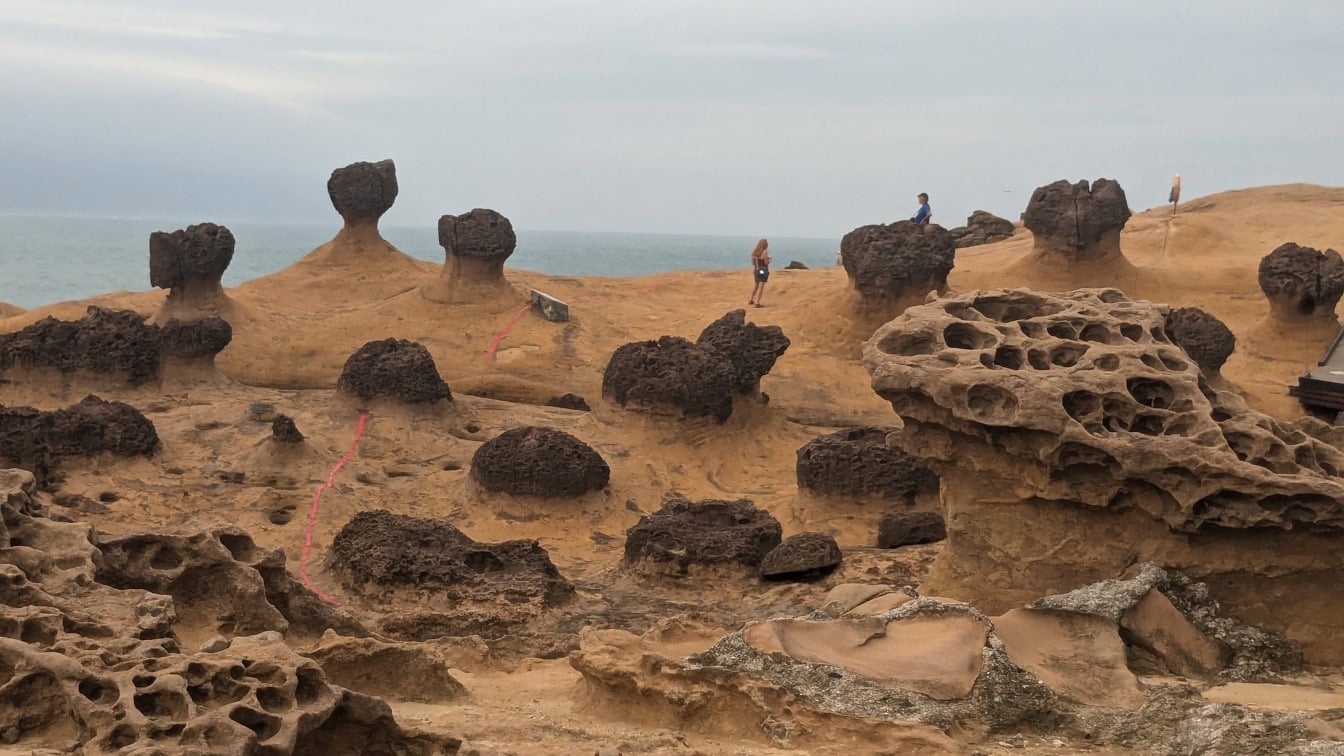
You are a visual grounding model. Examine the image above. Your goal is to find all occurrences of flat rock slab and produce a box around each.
[531,289,569,322]
[993,607,1144,710]
[1120,588,1224,677]
[1202,682,1344,711]
[742,614,988,700]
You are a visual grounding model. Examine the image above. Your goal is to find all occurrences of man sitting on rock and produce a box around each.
[911,193,932,225]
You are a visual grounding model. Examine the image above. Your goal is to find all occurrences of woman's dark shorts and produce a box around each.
[754,267,770,283]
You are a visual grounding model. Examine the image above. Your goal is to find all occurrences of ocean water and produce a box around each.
[0,215,837,310]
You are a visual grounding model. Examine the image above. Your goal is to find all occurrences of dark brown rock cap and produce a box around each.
[336,338,451,405]
[878,511,947,548]
[760,532,842,580]
[602,336,737,422]
[470,426,609,497]
[1022,178,1131,252]
[696,309,791,394]
[148,223,235,290]
[328,159,398,226]
[950,210,1015,248]
[796,427,939,501]
[1257,242,1344,322]
[839,221,956,305]
[0,395,159,487]
[623,496,783,573]
[1164,307,1235,375]
[438,208,517,262]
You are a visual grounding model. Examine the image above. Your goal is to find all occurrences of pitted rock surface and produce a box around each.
[331,509,573,606]
[336,338,451,405]
[1164,307,1235,375]
[148,223,235,291]
[470,426,609,497]
[1023,179,1131,259]
[271,415,304,444]
[877,511,946,548]
[160,316,233,360]
[0,470,456,755]
[1258,242,1344,322]
[839,221,956,308]
[601,336,737,422]
[695,309,791,394]
[0,307,162,385]
[327,159,398,226]
[545,393,591,411]
[759,532,842,581]
[437,209,517,263]
[795,427,938,501]
[0,395,158,487]
[950,210,1015,248]
[623,497,783,573]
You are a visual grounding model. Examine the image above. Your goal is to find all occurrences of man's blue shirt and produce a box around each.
[912,203,931,224]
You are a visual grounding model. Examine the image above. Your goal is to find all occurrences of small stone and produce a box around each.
[247,403,277,422]
[271,414,305,444]
[200,636,231,653]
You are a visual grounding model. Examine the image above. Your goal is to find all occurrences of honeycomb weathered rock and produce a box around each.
[623,496,782,576]
[336,339,451,405]
[1258,242,1344,323]
[469,426,609,497]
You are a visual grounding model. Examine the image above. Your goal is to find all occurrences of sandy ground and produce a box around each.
[2,183,1343,753]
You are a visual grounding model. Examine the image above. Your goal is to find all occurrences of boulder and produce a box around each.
[949,210,1015,248]
[784,260,809,270]
[331,509,573,606]
[545,393,591,411]
[759,532,842,581]
[877,511,946,548]
[271,415,304,444]
[1257,242,1344,323]
[336,339,451,405]
[469,426,609,497]
[148,222,235,314]
[424,208,517,301]
[623,496,782,575]
[327,159,398,228]
[601,336,737,422]
[795,427,938,501]
[695,309,791,394]
[1022,178,1131,263]
[840,221,956,315]
[863,287,1344,663]
[0,395,158,488]
[1164,307,1235,377]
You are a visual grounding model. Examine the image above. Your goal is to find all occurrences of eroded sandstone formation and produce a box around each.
[1164,307,1235,377]
[545,393,591,411]
[863,287,1344,663]
[1258,242,1344,324]
[470,426,609,497]
[149,222,236,315]
[795,427,938,503]
[327,159,398,229]
[602,336,737,422]
[0,395,158,487]
[759,532,842,581]
[336,339,451,406]
[623,496,783,576]
[331,509,573,608]
[1022,178,1131,264]
[949,210,1015,248]
[0,469,461,754]
[0,307,231,386]
[423,209,518,302]
[839,221,956,315]
[695,309,791,394]
[877,511,946,548]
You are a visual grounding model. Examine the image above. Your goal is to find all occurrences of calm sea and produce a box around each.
[0,215,837,310]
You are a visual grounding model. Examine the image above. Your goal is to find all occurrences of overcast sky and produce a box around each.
[1,1,1341,237]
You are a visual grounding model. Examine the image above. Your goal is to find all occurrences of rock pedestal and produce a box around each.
[422,209,518,303]
[840,221,956,318]
[149,223,236,317]
[1258,242,1344,325]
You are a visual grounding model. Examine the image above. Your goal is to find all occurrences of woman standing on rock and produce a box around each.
[748,238,771,308]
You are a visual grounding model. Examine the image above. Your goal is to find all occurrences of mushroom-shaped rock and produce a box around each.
[423,208,518,302]
[332,509,573,606]
[760,532,842,581]
[784,260,809,270]
[148,222,235,314]
[796,427,939,502]
[336,338,451,405]
[696,309,791,394]
[1164,307,1235,376]
[840,221,956,314]
[0,306,162,385]
[602,336,737,422]
[623,497,783,574]
[1022,179,1131,263]
[327,159,398,228]
[546,393,591,411]
[271,414,304,444]
[470,426,609,497]
[863,287,1344,664]
[949,210,1016,248]
[1257,242,1344,323]
[878,511,947,548]
[0,395,159,487]
[158,316,233,360]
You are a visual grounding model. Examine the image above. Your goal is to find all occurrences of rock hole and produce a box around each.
[1298,295,1317,317]
[185,663,208,685]
[1126,378,1175,410]
[1079,324,1117,344]
[1092,354,1120,371]
[464,550,505,572]
[1163,415,1197,436]
[229,707,281,742]
[1018,321,1048,339]
[1097,290,1126,303]
[943,323,997,350]
[1062,391,1101,422]
[132,675,156,688]
[78,677,120,704]
[295,667,323,705]
[257,687,292,714]
[1026,350,1050,370]
[1150,325,1169,342]
[877,331,938,356]
[968,294,1059,321]
[992,347,1024,370]
[1049,344,1088,367]
[464,423,481,434]
[150,548,183,571]
[102,725,138,750]
[134,690,188,720]
[1046,322,1077,339]
[218,533,256,562]
[1139,354,1163,371]
[1131,414,1165,436]
[267,509,293,526]
[1119,324,1144,341]
[243,662,286,686]
[1159,354,1188,371]
[19,620,55,646]
[965,384,1019,423]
